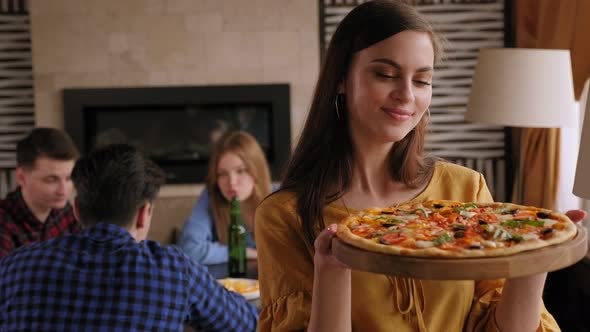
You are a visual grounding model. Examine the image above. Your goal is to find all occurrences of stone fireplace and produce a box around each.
[63,84,291,184]
[29,1,319,187]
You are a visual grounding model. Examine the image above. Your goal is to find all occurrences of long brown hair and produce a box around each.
[281,0,444,249]
[207,131,272,243]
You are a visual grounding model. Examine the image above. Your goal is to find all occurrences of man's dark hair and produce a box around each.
[71,144,166,227]
[17,127,80,167]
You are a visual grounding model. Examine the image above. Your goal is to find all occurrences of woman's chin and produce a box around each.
[375,129,414,144]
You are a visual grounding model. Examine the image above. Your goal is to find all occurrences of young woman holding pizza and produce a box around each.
[255,1,585,331]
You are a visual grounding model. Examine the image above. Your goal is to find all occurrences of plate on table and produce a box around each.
[218,278,260,300]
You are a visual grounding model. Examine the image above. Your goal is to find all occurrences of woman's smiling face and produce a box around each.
[342,30,435,144]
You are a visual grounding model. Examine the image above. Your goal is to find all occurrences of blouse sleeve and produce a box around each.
[475,173,494,203]
[177,189,228,265]
[255,193,313,332]
[464,173,560,332]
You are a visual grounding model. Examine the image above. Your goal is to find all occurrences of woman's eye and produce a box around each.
[375,72,396,80]
[414,80,432,86]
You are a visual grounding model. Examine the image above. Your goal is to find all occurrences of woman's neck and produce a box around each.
[343,135,426,210]
[350,136,395,196]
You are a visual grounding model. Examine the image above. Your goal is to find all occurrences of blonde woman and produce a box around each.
[178,131,273,264]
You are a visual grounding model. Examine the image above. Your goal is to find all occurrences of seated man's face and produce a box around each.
[17,156,76,210]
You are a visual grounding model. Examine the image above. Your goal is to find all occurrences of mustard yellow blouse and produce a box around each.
[255,162,560,332]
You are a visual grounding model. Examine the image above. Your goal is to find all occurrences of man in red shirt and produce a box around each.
[0,127,81,258]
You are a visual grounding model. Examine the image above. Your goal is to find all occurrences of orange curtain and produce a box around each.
[516,128,560,208]
[513,0,590,209]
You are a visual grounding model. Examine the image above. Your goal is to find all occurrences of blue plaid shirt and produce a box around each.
[0,223,258,332]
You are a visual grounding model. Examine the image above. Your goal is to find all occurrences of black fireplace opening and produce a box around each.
[63,84,291,184]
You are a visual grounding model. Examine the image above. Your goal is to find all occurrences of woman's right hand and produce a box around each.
[309,223,352,332]
[566,209,587,223]
[313,224,349,270]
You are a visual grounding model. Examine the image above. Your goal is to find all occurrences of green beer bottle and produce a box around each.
[228,197,247,278]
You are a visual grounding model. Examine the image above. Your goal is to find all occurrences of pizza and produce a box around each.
[336,200,578,258]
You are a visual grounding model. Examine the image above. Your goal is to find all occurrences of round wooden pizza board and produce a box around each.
[332,225,588,280]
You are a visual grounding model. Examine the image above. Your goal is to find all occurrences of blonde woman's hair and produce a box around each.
[206,131,272,244]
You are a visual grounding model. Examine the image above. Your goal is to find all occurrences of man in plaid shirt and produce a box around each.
[0,144,258,331]
[0,127,81,259]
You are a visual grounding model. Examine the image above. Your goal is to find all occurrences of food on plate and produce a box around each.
[218,278,259,295]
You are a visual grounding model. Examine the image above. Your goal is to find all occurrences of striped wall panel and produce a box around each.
[320,0,508,201]
[0,0,27,14]
[0,0,30,197]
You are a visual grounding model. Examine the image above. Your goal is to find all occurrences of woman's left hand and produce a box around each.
[566,209,587,223]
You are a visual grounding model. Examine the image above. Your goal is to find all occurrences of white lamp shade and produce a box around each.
[465,48,576,128]
[574,89,590,199]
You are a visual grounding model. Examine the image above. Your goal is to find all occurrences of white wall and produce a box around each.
[29,0,319,149]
